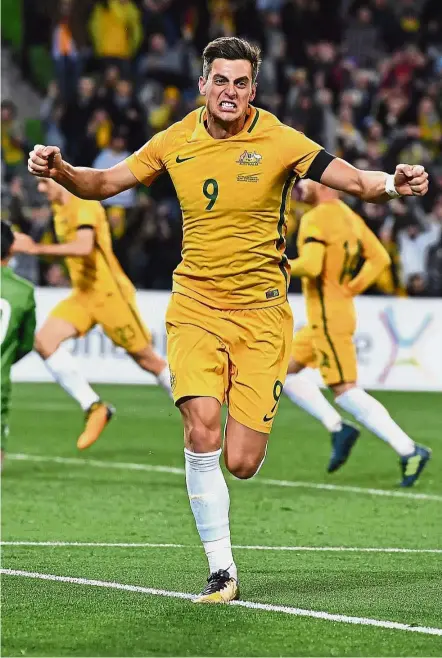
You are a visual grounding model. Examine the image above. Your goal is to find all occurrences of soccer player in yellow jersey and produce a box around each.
[27,37,429,602]
[14,179,172,450]
[285,181,431,486]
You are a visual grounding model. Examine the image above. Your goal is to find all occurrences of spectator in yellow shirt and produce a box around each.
[89,0,142,75]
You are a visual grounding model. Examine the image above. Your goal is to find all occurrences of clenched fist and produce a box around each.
[394,164,429,197]
[12,233,39,255]
[28,144,63,178]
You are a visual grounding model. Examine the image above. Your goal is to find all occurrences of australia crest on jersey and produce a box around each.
[237,150,263,166]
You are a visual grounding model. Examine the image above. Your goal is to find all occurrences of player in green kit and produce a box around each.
[1,221,36,467]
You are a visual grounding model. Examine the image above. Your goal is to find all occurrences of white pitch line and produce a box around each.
[8,452,185,475]
[2,569,442,637]
[2,541,442,554]
[8,452,442,502]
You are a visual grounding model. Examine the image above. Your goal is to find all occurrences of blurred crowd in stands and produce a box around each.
[2,0,442,296]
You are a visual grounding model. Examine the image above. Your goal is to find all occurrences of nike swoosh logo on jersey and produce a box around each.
[176,155,195,163]
[263,414,275,422]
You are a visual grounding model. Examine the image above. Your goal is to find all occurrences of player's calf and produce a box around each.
[180,398,239,595]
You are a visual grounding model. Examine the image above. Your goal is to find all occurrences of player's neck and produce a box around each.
[205,110,248,139]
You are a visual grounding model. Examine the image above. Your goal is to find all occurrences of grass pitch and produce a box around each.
[1,384,441,657]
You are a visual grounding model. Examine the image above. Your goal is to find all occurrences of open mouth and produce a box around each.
[219,101,237,111]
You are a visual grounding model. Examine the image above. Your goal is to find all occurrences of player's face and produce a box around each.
[199,59,256,124]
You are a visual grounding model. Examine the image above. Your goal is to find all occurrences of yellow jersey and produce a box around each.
[126,106,323,309]
[298,200,388,333]
[52,196,134,296]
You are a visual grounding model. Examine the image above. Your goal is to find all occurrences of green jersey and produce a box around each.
[1,266,36,438]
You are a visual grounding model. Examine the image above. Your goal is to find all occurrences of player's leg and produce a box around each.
[332,381,431,486]
[35,315,100,409]
[99,294,172,397]
[306,332,360,473]
[166,293,237,603]
[179,396,239,603]
[284,326,344,433]
[36,297,114,449]
[224,302,293,470]
[130,346,172,397]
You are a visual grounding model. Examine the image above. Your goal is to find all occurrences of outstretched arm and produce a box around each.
[28,145,139,200]
[13,227,95,257]
[319,158,429,204]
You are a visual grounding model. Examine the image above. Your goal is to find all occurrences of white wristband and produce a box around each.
[385,173,401,198]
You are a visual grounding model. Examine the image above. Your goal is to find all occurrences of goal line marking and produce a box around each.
[2,569,441,637]
[2,541,442,554]
[8,453,442,502]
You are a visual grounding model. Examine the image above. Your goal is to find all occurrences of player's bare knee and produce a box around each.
[287,358,304,375]
[34,332,59,359]
[225,454,260,480]
[185,421,221,453]
[331,382,356,399]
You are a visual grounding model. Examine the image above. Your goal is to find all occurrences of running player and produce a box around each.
[13,179,172,450]
[1,221,36,468]
[284,181,431,486]
[27,37,429,601]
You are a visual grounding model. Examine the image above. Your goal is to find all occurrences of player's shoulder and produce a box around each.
[299,200,340,240]
[302,201,332,226]
[254,107,305,138]
[161,109,202,143]
[331,200,366,232]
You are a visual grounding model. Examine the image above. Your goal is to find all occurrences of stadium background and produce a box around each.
[1,0,442,297]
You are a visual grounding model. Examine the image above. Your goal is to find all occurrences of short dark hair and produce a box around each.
[1,221,14,260]
[202,37,262,84]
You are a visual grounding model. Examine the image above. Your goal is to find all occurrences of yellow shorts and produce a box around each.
[50,289,151,354]
[291,325,357,386]
[166,293,293,433]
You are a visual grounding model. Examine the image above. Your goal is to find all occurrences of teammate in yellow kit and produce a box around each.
[27,37,429,601]
[285,181,431,486]
[14,179,171,450]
